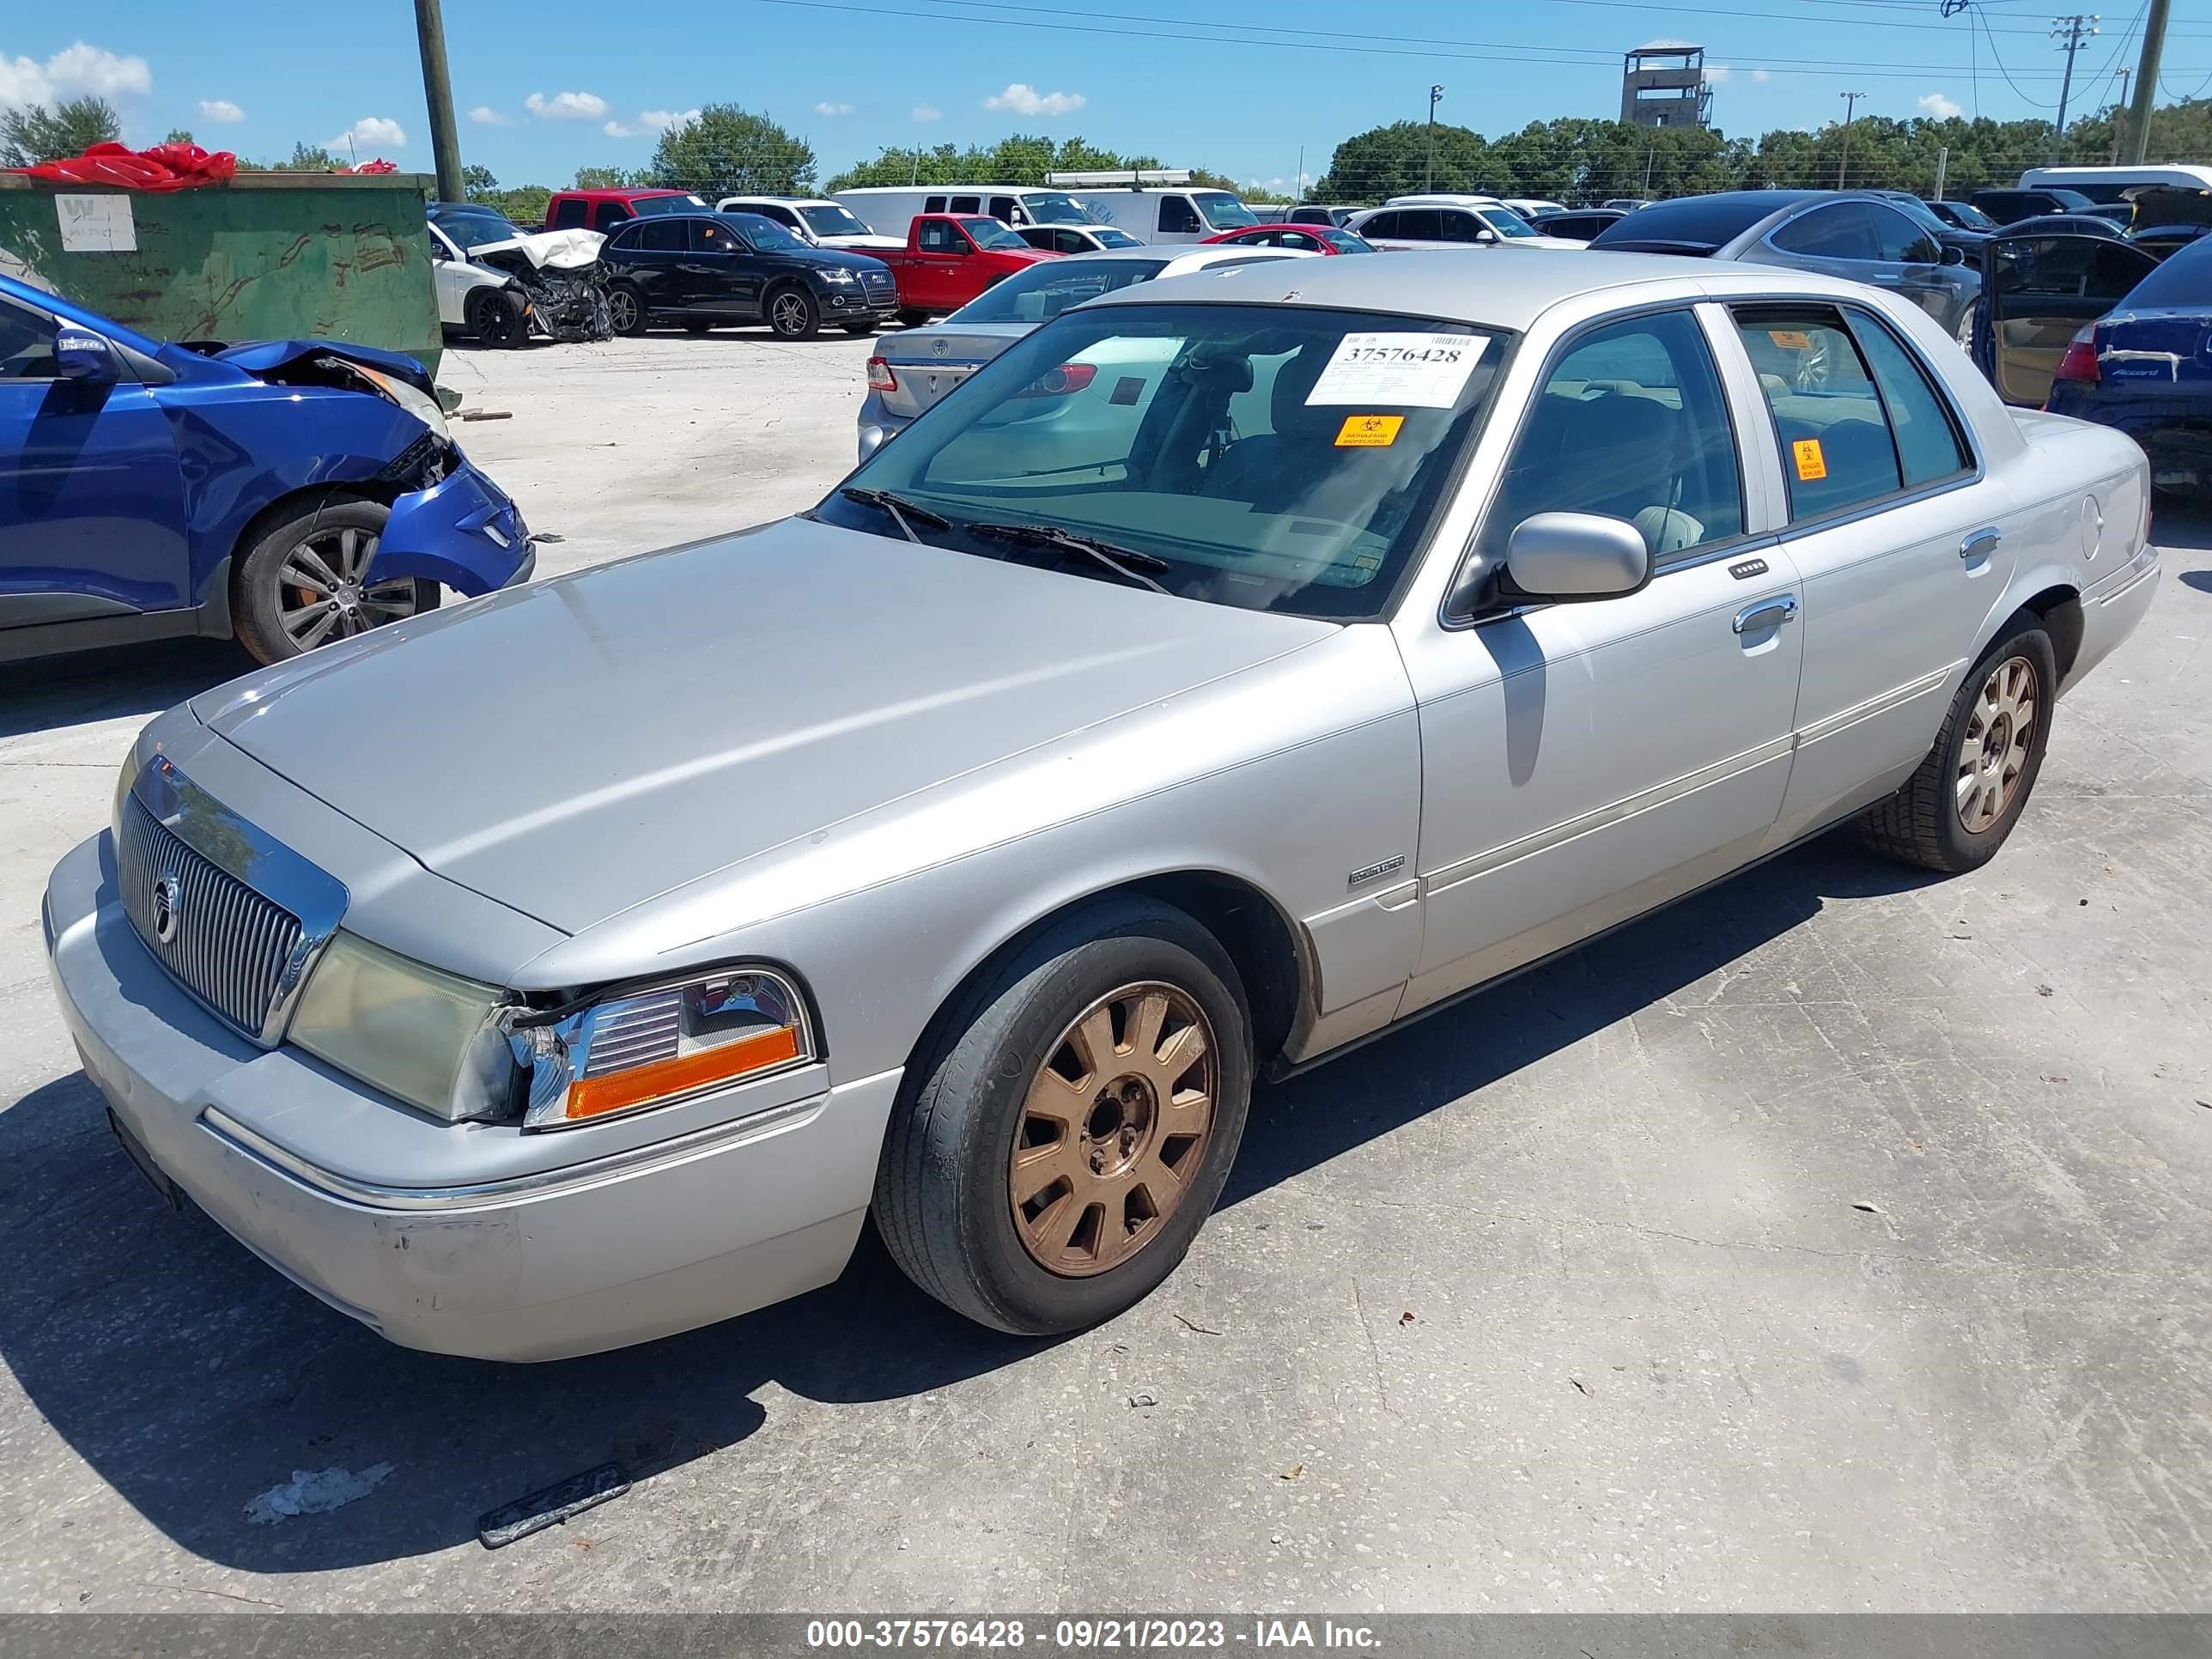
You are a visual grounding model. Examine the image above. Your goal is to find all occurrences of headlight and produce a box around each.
[818,266,857,283]
[512,968,813,1132]
[351,361,453,444]
[289,931,518,1122]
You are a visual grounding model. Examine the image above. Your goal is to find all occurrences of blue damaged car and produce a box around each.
[1,270,532,665]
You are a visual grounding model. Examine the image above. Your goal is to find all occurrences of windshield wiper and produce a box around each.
[839,486,951,543]
[963,520,1174,594]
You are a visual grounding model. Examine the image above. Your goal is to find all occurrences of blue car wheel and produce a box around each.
[232,497,439,665]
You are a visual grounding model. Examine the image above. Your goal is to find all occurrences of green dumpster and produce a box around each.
[0,171,443,376]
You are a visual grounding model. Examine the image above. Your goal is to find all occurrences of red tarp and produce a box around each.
[5,142,238,191]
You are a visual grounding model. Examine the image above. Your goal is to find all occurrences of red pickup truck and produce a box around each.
[875,214,1057,325]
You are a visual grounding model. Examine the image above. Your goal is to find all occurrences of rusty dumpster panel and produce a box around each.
[0,173,442,375]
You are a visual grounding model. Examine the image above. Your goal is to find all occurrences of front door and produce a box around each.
[0,295,189,626]
[1397,305,1806,1012]
[1721,301,2017,836]
[1983,232,2160,406]
[685,217,762,316]
[910,218,970,311]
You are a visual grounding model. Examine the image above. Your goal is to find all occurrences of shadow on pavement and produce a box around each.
[0,831,1937,1574]
[0,638,242,743]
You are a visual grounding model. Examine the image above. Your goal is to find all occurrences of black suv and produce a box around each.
[599,212,896,339]
[1969,186,2099,225]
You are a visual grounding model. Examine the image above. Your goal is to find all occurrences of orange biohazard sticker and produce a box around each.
[1792,437,1828,481]
[1769,329,1813,350]
[1335,413,1404,447]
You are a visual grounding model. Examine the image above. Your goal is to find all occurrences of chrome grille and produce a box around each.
[117,795,303,1041]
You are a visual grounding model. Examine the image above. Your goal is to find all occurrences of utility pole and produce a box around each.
[2111,66,2131,160]
[412,0,464,203]
[1425,85,1443,191]
[2051,14,2100,160]
[1934,145,1949,200]
[1837,90,1866,189]
[2124,0,2170,161]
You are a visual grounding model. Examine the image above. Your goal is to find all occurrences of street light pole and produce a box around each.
[1837,89,1867,189]
[1426,84,1443,192]
[412,0,465,204]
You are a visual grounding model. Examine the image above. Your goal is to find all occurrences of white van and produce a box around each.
[2015,164,2212,204]
[1071,188,1262,244]
[829,185,1097,241]
[714,196,901,251]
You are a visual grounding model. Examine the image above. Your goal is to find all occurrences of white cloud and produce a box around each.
[468,104,512,126]
[984,82,1085,118]
[325,116,406,152]
[1705,64,1731,84]
[1917,92,1963,119]
[637,107,698,132]
[526,89,608,120]
[1751,69,1771,83]
[197,97,245,124]
[0,42,151,111]
[912,105,942,123]
[603,119,635,138]
[813,100,854,117]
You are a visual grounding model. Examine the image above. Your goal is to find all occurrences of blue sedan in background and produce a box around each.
[2041,236,2212,498]
[1,270,532,666]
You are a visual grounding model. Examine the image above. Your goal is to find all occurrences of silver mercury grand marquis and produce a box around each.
[46,252,2159,1360]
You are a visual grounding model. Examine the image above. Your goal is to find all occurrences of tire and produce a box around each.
[1855,613,2058,873]
[842,319,879,336]
[231,496,439,666]
[766,283,821,340]
[464,284,529,348]
[606,282,648,337]
[897,307,932,329]
[874,896,1255,1335]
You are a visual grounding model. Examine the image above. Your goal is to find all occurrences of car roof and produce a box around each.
[557,187,690,202]
[1084,246,1885,331]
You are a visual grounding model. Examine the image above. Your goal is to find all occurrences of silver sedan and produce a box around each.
[46,252,2156,1359]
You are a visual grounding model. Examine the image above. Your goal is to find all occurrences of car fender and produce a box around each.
[370,464,532,595]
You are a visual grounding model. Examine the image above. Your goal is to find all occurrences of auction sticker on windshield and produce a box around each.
[1307,333,1486,407]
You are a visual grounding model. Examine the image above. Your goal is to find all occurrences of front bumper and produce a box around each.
[42,832,896,1362]
[369,455,534,597]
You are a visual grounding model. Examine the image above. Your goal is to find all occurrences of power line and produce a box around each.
[1973,3,2063,101]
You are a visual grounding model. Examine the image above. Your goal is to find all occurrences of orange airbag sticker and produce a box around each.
[1336,414,1404,447]
[1792,437,1827,481]
[1769,330,1813,350]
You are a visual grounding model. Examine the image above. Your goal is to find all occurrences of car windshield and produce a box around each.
[723,212,805,252]
[1019,191,1092,226]
[948,258,1172,323]
[434,209,526,247]
[817,301,1509,621]
[634,193,708,216]
[1195,191,1260,230]
[1478,208,1538,239]
[799,204,871,237]
[1093,227,1142,247]
[2122,235,2212,308]
[959,216,1032,252]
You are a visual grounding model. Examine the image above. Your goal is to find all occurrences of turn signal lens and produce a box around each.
[866,356,897,392]
[518,969,813,1130]
[1015,362,1097,398]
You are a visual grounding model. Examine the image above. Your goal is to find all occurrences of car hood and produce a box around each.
[194,337,437,397]
[191,515,1334,936]
[462,227,605,269]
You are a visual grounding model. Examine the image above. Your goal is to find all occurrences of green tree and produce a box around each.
[1310,120,1491,204]
[825,135,1173,191]
[573,164,638,189]
[164,127,195,147]
[481,185,552,225]
[0,96,122,167]
[647,105,815,196]
[462,163,499,198]
[265,141,341,172]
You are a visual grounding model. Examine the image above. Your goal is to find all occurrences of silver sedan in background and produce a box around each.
[47,252,2154,1360]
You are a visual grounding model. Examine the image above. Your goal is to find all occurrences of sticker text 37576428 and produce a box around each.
[1307,333,1487,409]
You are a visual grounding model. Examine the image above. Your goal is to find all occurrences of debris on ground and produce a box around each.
[459,408,514,422]
[1571,1378,1593,1397]
[1172,1312,1222,1335]
[1281,1463,1304,1480]
[478,1462,630,1550]
[1399,1310,1416,1326]
[1127,1391,1158,1409]
[1851,1201,1886,1215]
[244,1462,393,1525]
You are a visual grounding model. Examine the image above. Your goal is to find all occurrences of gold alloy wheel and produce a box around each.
[1009,982,1218,1277]
[1958,653,2039,834]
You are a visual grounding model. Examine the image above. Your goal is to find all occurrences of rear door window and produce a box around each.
[1865,203,1945,264]
[1359,211,1399,238]
[639,219,686,252]
[949,194,981,215]
[1771,204,1880,261]
[1848,313,1972,487]
[1731,307,1905,520]
[924,195,946,214]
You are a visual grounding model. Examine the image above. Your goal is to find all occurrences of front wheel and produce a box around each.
[842,319,879,336]
[1855,614,2057,873]
[874,897,1253,1335]
[606,283,647,337]
[231,497,439,665]
[464,284,529,348]
[766,284,821,339]
[897,307,932,329]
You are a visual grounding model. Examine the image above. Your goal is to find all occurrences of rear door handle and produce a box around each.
[1960,526,2002,562]
[1733,596,1799,635]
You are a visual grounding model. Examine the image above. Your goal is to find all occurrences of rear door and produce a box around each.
[1983,232,2160,406]
[0,293,191,626]
[622,217,692,312]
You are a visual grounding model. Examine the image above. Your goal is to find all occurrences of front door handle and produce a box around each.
[1734,595,1800,635]
[1960,526,2002,562]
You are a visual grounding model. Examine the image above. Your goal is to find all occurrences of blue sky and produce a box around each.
[7,0,2208,192]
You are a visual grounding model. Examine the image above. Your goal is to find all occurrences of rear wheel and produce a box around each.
[1856,614,2057,873]
[231,498,438,665]
[842,319,879,336]
[606,283,647,337]
[874,897,1254,1335]
[766,284,821,340]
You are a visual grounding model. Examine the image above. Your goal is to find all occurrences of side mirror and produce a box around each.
[54,327,118,383]
[1504,512,1650,603]
[1474,228,1498,245]
[1940,244,1966,266]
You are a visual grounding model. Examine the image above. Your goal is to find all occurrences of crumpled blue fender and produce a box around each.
[368,459,533,596]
